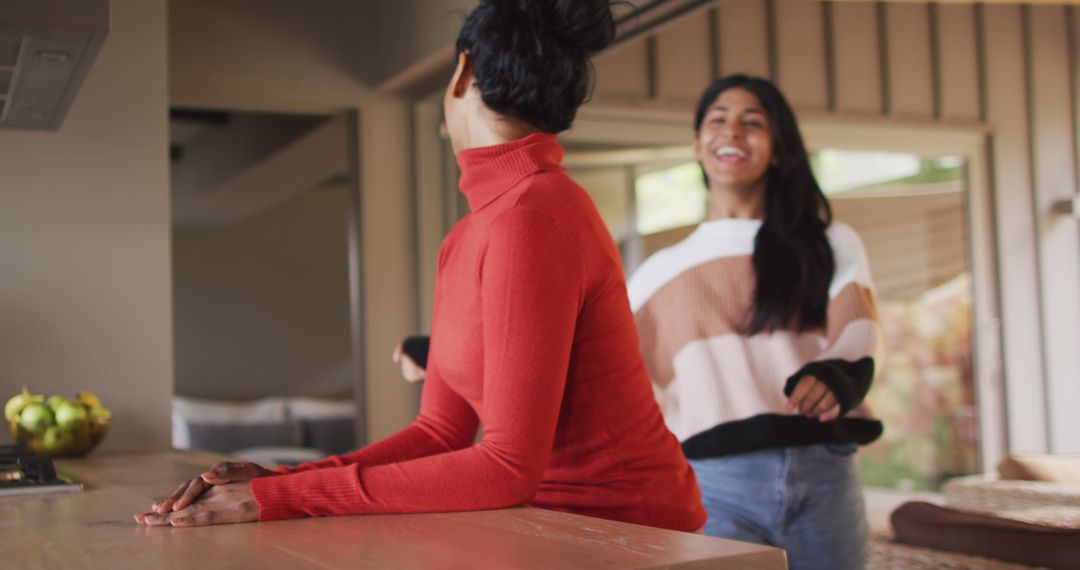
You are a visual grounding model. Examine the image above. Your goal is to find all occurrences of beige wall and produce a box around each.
[172,187,352,400]
[589,1,1080,454]
[362,0,479,88]
[0,0,172,452]
[170,1,421,443]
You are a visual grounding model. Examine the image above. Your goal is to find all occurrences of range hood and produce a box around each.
[0,0,109,130]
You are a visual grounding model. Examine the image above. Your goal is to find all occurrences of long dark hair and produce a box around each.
[456,0,618,133]
[693,75,835,335]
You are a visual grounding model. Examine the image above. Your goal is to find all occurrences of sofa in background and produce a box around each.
[172,395,357,466]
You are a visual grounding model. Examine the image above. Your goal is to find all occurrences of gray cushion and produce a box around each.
[186,421,301,454]
[300,418,355,455]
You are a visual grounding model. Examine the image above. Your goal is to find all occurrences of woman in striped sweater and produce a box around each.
[627,75,882,570]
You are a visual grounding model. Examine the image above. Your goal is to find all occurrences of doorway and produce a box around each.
[558,109,1006,485]
[168,108,358,464]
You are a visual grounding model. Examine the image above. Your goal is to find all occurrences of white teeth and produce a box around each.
[714,146,747,159]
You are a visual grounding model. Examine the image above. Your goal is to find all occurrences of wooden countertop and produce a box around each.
[2,450,787,569]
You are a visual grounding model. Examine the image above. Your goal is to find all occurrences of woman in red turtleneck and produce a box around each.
[135,0,705,532]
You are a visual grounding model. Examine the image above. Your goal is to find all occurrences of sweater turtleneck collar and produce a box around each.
[456,132,564,212]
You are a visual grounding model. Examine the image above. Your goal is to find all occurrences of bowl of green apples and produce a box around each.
[5,386,111,457]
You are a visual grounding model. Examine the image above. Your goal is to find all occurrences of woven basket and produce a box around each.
[868,536,1046,570]
[942,474,1080,529]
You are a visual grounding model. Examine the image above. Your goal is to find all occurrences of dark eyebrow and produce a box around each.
[708,105,768,117]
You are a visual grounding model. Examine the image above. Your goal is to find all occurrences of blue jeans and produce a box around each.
[689,444,868,570]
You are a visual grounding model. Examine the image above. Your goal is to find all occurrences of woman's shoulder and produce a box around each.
[627,230,715,311]
[628,220,760,310]
[827,222,868,266]
[827,221,863,248]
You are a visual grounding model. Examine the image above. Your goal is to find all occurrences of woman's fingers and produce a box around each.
[785,377,814,412]
[401,356,426,383]
[171,477,210,511]
[140,466,267,525]
[152,479,192,513]
[167,506,215,528]
[201,461,269,484]
[201,461,236,484]
[811,392,838,417]
[818,404,842,422]
[786,377,825,414]
[136,483,259,528]
[135,510,175,527]
[799,382,830,416]
[785,376,841,418]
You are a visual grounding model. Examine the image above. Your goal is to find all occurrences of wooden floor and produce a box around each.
[862,486,944,536]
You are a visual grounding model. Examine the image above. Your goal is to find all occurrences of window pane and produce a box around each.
[817,149,979,491]
[635,162,706,235]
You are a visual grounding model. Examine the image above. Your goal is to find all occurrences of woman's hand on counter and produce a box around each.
[149,461,273,514]
[134,482,258,527]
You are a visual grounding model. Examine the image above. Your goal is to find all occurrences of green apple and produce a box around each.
[4,386,41,423]
[42,425,76,454]
[19,403,53,434]
[46,395,69,412]
[54,401,87,430]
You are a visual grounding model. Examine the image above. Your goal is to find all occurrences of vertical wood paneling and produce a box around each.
[938,4,981,122]
[718,0,770,78]
[966,145,1009,472]
[885,3,935,117]
[983,5,1047,453]
[1028,6,1080,453]
[832,2,882,115]
[655,14,713,104]
[413,100,442,334]
[593,41,651,103]
[774,0,829,111]
[1073,7,1080,185]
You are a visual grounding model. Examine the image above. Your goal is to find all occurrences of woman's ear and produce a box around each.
[449,52,473,99]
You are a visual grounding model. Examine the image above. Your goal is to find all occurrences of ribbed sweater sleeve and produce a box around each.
[251,207,582,521]
[783,357,875,414]
[785,224,881,414]
[268,364,478,476]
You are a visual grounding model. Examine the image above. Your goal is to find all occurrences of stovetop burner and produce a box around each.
[0,445,81,496]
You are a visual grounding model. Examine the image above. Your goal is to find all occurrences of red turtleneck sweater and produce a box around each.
[251,133,706,531]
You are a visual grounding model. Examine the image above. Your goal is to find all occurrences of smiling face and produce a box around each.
[693,87,774,196]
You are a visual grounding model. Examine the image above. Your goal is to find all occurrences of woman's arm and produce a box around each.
[784,224,881,420]
[275,365,478,474]
[250,208,583,521]
[137,364,480,524]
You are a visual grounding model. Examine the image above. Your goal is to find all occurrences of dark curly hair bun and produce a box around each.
[456,0,618,133]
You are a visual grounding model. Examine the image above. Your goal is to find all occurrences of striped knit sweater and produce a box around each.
[627,219,884,459]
